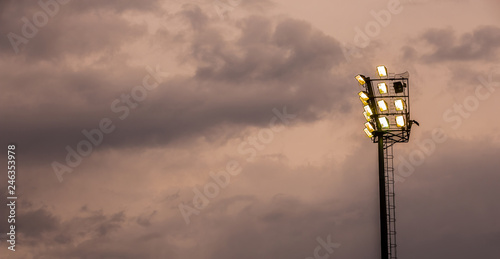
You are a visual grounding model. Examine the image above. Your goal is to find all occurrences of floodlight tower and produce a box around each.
[355,66,417,259]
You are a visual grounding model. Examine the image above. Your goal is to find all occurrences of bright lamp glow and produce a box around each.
[365,122,375,132]
[377,66,388,77]
[363,111,371,121]
[355,75,366,85]
[378,117,389,129]
[359,91,369,105]
[394,99,405,111]
[396,115,406,127]
[364,128,373,138]
[359,91,369,101]
[377,100,388,112]
[364,105,373,116]
[378,83,388,94]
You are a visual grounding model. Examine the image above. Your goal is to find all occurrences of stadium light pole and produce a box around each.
[355,66,418,259]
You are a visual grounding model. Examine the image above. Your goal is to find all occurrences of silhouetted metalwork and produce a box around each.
[355,68,417,259]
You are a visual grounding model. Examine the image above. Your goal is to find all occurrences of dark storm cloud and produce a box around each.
[17,208,60,238]
[9,206,172,258]
[403,26,500,63]
[105,15,351,147]
[179,4,210,31]
[96,211,125,237]
[0,0,154,58]
[58,208,126,238]
[193,16,342,80]
[9,206,129,251]
[21,15,147,61]
[65,0,161,13]
[2,6,352,166]
[0,61,150,164]
[136,210,157,227]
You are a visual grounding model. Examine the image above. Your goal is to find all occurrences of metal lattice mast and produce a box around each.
[355,66,418,259]
[384,142,397,259]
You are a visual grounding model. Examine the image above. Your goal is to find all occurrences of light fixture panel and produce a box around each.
[377,100,388,112]
[395,99,405,111]
[396,115,406,127]
[359,91,370,105]
[378,83,388,94]
[356,75,366,85]
[364,128,373,138]
[364,105,373,116]
[377,66,388,77]
[363,111,371,121]
[359,91,369,101]
[365,122,375,132]
[378,117,389,129]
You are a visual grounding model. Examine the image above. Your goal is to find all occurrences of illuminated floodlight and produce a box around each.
[365,122,375,132]
[396,115,406,127]
[359,91,370,101]
[359,91,370,105]
[378,83,388,94]
[363,111,371,121]
[364,128,374,138]
[378,117,389,129]
[364,105,373,116]
[394,99,405,111]
[356,75,367,85]
[377,100,388,112]
[377,66,388,77]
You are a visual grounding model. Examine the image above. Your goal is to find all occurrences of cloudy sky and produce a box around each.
[1,0,500,258]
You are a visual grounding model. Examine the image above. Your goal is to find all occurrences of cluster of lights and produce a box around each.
[356,66,408,138]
